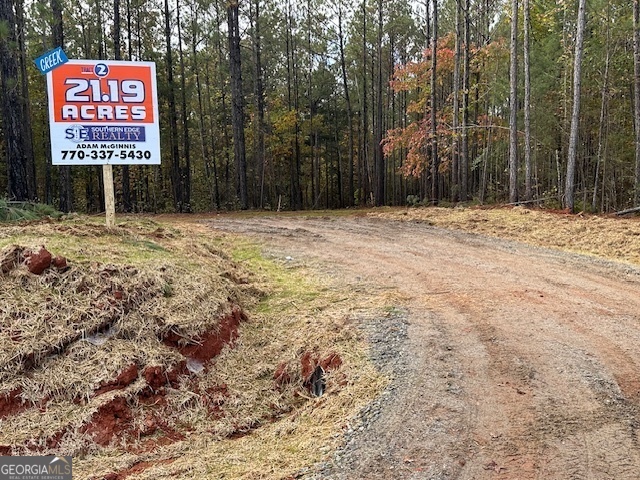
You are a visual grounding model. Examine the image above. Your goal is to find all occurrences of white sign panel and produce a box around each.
[47,60,160,165]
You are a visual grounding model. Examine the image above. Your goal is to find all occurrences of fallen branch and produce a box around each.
[615,206,640,216]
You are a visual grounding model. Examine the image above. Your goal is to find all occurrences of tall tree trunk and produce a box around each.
[164,0,181,211]
[422,0,430,202]
[338,2,354,206]
[214,0,231,206]
[524,0,532,201]
[227,0,248,210]
[284,0,301,210]
[370,51,376,203]
[374,0,384,206]
[634,0,640,205]
[557,3,570,202]
[135,0,142,58]
[430,0,438,205]
[96,0,105,59]
[192,5,218,209]
[16,0,35,199]
[202,55,221,209]
[361,0,369,205]
[333,96,344,207]
[127,0,137,210]
[114,0,131,212]
[176,0,191,211]
[564,0,586,212]
[451,0,461,201]
[508,0,518,204]
[390,34,398,204]
[460,0,470,201]
[593,4,610,212]
[52,0,72,211]
[0,0,28,201]
[37,0,54,203]
[126,0,133,59]
[293,2,302,209]
[307,0,316,207]
[285,0,295,208]
[250,0,266,209]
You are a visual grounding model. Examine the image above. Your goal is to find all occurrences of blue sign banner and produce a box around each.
[34,47,68,75]
[65,125,147,143]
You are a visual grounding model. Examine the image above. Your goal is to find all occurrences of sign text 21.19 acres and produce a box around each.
[47,60,160,165]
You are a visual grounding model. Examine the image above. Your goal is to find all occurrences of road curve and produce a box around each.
[208,214,640,480]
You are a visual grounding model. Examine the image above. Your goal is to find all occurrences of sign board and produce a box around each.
[47,60,160,165]
[34,47,68,75]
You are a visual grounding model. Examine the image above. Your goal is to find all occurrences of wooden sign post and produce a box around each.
[44,59,161,227]
[102,165,116,228]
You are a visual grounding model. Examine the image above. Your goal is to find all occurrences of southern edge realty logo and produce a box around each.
[0,456,72,480]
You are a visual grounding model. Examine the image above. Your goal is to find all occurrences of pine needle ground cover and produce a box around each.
[0,218,385,479]
[373,206,640,266]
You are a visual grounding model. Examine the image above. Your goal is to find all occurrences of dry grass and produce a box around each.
[371,206,640,266]
[0,219,255,451]
[0,217,389,479]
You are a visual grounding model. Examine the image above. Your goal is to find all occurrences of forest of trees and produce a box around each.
[0,0,639,213]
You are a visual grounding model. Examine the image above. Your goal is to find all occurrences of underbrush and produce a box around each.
[0,199,63,222]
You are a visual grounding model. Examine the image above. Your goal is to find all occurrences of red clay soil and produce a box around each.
[2,304,249,455]
[10,245,67,275]
[84,384,182,448]
[131,416,187,454]
[301,352,343,383]
[23,246,52,275]
[142,366,167,391]
[273,362,292,390]
[42,428,69,450]
[51,255,67,270]
[0,388,28,419]
[320,352,343,371]
[163,306,248,364]
[94,364,139,397]
[80,307,248,448]
[295,351,345,394]
[83,397,134,446]
[300,352,316,382]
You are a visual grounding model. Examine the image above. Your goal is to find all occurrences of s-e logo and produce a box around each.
[65,124,89,142]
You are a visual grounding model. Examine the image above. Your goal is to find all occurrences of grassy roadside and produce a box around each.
[76,206,640,479]
[149,230,386,479]
[8,204,637,478]
[0,217,387,479]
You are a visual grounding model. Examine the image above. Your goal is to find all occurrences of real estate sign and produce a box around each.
[47,60,160,165]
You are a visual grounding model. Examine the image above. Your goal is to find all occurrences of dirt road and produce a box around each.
[208,213,640,479]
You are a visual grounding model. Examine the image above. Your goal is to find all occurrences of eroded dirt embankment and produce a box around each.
[209,213,640,479]
[0,241,250,466]
[1,220,362,480]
